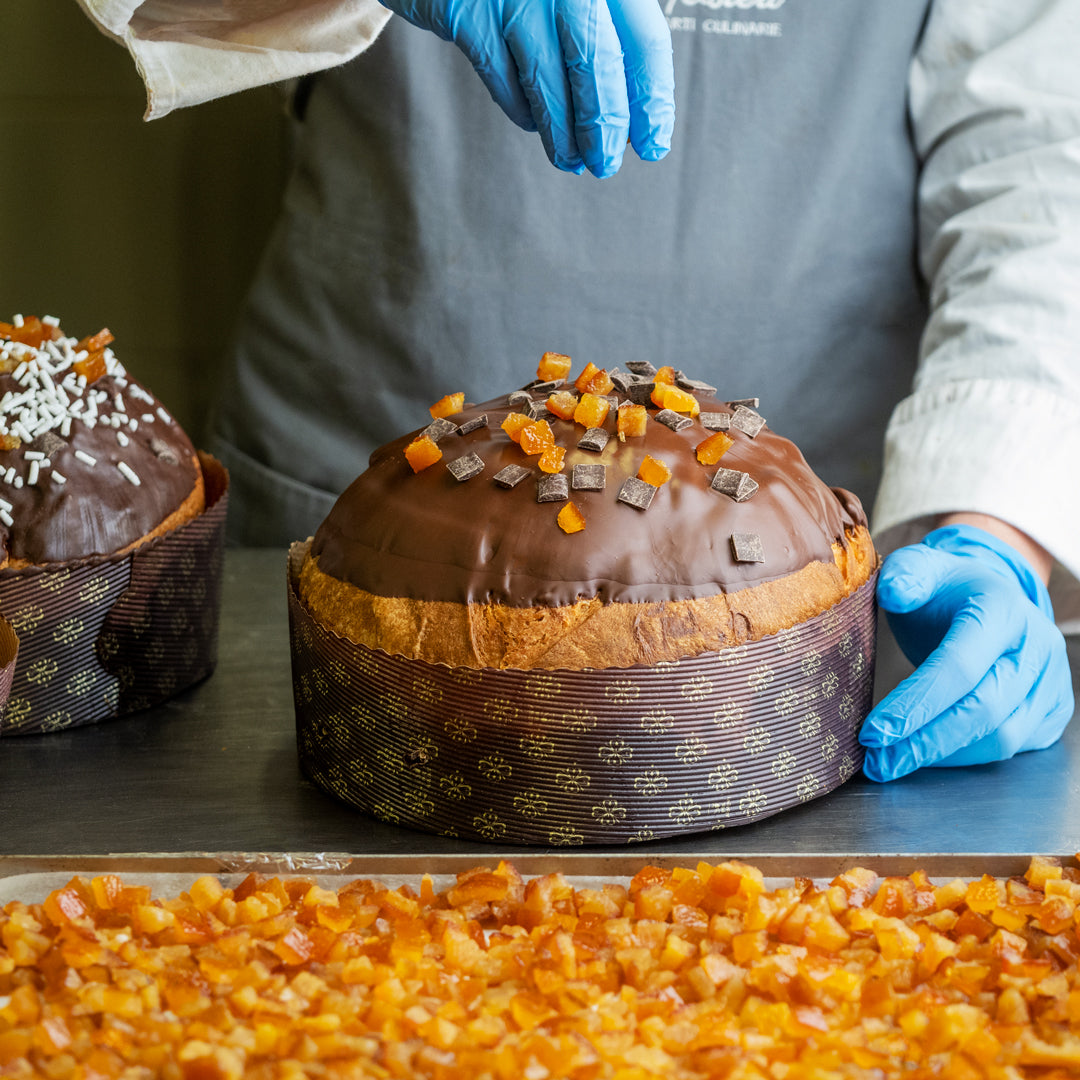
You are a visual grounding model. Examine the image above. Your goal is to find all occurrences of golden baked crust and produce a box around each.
[298,524,876,670]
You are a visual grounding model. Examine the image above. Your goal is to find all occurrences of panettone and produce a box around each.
[0,315,226,737]
[299,358,876,669]
[0,316,204,567]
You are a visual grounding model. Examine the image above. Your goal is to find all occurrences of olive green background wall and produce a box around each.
[0,5,291,438]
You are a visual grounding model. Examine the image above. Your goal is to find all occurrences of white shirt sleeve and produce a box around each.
[872,0,1080,617]
[75,0,392,119]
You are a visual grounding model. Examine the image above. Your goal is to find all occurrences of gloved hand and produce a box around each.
[378,0,675,177]
[860,524,1073,782]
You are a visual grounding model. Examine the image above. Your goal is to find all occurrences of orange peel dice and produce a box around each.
[696,430,734,465]
[501,412,533,443]
[651,382,700,416]
[538,445,565,473]
[583,368,614,396]
[537,351,573,382]
[573,392,610,429]
[545,390,578,421]
[518,419,554,456]
[429,392,465,419]
[404,434,442,472]
[637,455,672,486]
[1,855,1078,1077]
[557,501,585,534]
[617,402,648,437]
[573,361,602,393]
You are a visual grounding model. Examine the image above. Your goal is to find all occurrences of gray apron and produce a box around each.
[210,0,932,546]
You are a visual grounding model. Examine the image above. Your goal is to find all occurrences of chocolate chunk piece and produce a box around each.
[731,532,765,563]
[730,405,765,437]
[626,360,658,376]
[729,397,760,409]
[677,375,718,396]
[617,476,656,510]
[626,382,656,406]
[711,467,758,502]
[493,464,531,488]
[536,473,569,503]
[526,378,564,393]
[526,400,549,420]
[655,409,693,432]
[571,463,606,491]
[700,412,731,431]
[423,416,458,442]
[507,390,533,409]
[577,427,610,452]
[456,413,488,436]
[446,452,485,482]
[609,371,634,393]
[33,431,67,458]
[150,437,180,465]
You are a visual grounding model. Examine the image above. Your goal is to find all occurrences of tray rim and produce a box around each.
[0,851,1071,881]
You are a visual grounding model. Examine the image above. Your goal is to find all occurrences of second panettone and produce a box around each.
[299,359,876,669]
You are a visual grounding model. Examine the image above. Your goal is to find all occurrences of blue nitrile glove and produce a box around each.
[860,524,1073,782]
[378,0,674,177]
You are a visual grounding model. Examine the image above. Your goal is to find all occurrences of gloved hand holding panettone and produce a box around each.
[861,523,1073,782]
[377,0,675,177]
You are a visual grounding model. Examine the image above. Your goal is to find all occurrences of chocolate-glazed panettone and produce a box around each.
[299,361,876,670]
[0,317,204,567]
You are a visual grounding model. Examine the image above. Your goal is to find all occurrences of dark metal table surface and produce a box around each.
[1,548,1077,859]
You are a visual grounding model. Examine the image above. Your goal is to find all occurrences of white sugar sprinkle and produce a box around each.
[0,509,11,528]
[141,413,155,424]
[27,461,39,486]
[3,468,12,484]
[117,461,140,486]
[116,431,129,447]
[156,406,172,424]
[74,450,96,466]
[13,477,22,489]
[51,471,66,484]
[42,315,60,327]
[23,451,44,461]
[12,314,23,328]
[0,498,10,511]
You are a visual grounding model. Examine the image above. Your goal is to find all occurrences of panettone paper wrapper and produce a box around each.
[0,453,228,736]
[289,541,878,845]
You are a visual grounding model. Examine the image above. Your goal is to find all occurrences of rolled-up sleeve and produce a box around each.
[75,0,392,118]
[873,0,1080,602]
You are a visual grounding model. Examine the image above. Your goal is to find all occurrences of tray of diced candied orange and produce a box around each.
[0,852,1078,1078]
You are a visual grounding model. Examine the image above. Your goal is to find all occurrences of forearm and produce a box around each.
[936,512,1053,585]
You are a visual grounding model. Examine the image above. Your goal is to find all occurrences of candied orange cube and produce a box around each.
[73,351,108,384]
[654,365,676,385]
[404,434,442,472]
[583,368,614,396]
[546,390,578,421]
[617,402,647,438]
[695,431,734,465]
[501,412,532,443]
[519,419,554,455]
[429,392,465,419]
[538,445,565,473]
[573,392,610,428]
[537,351,573,382]
[557,502,585,534]
[44,886,88,925]
[1026,855,1064,889]
[651,383,700,416]
[574,361,602,393]
[75,328,114,354]
[637,455,672,486]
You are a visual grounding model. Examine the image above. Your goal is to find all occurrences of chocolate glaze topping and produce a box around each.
[313,387,867,607]
[0,327,200,566]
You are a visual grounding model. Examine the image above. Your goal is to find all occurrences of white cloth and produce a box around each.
[873,0,1080,629]
[78,0,1080,624]
[75,0,390,118]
